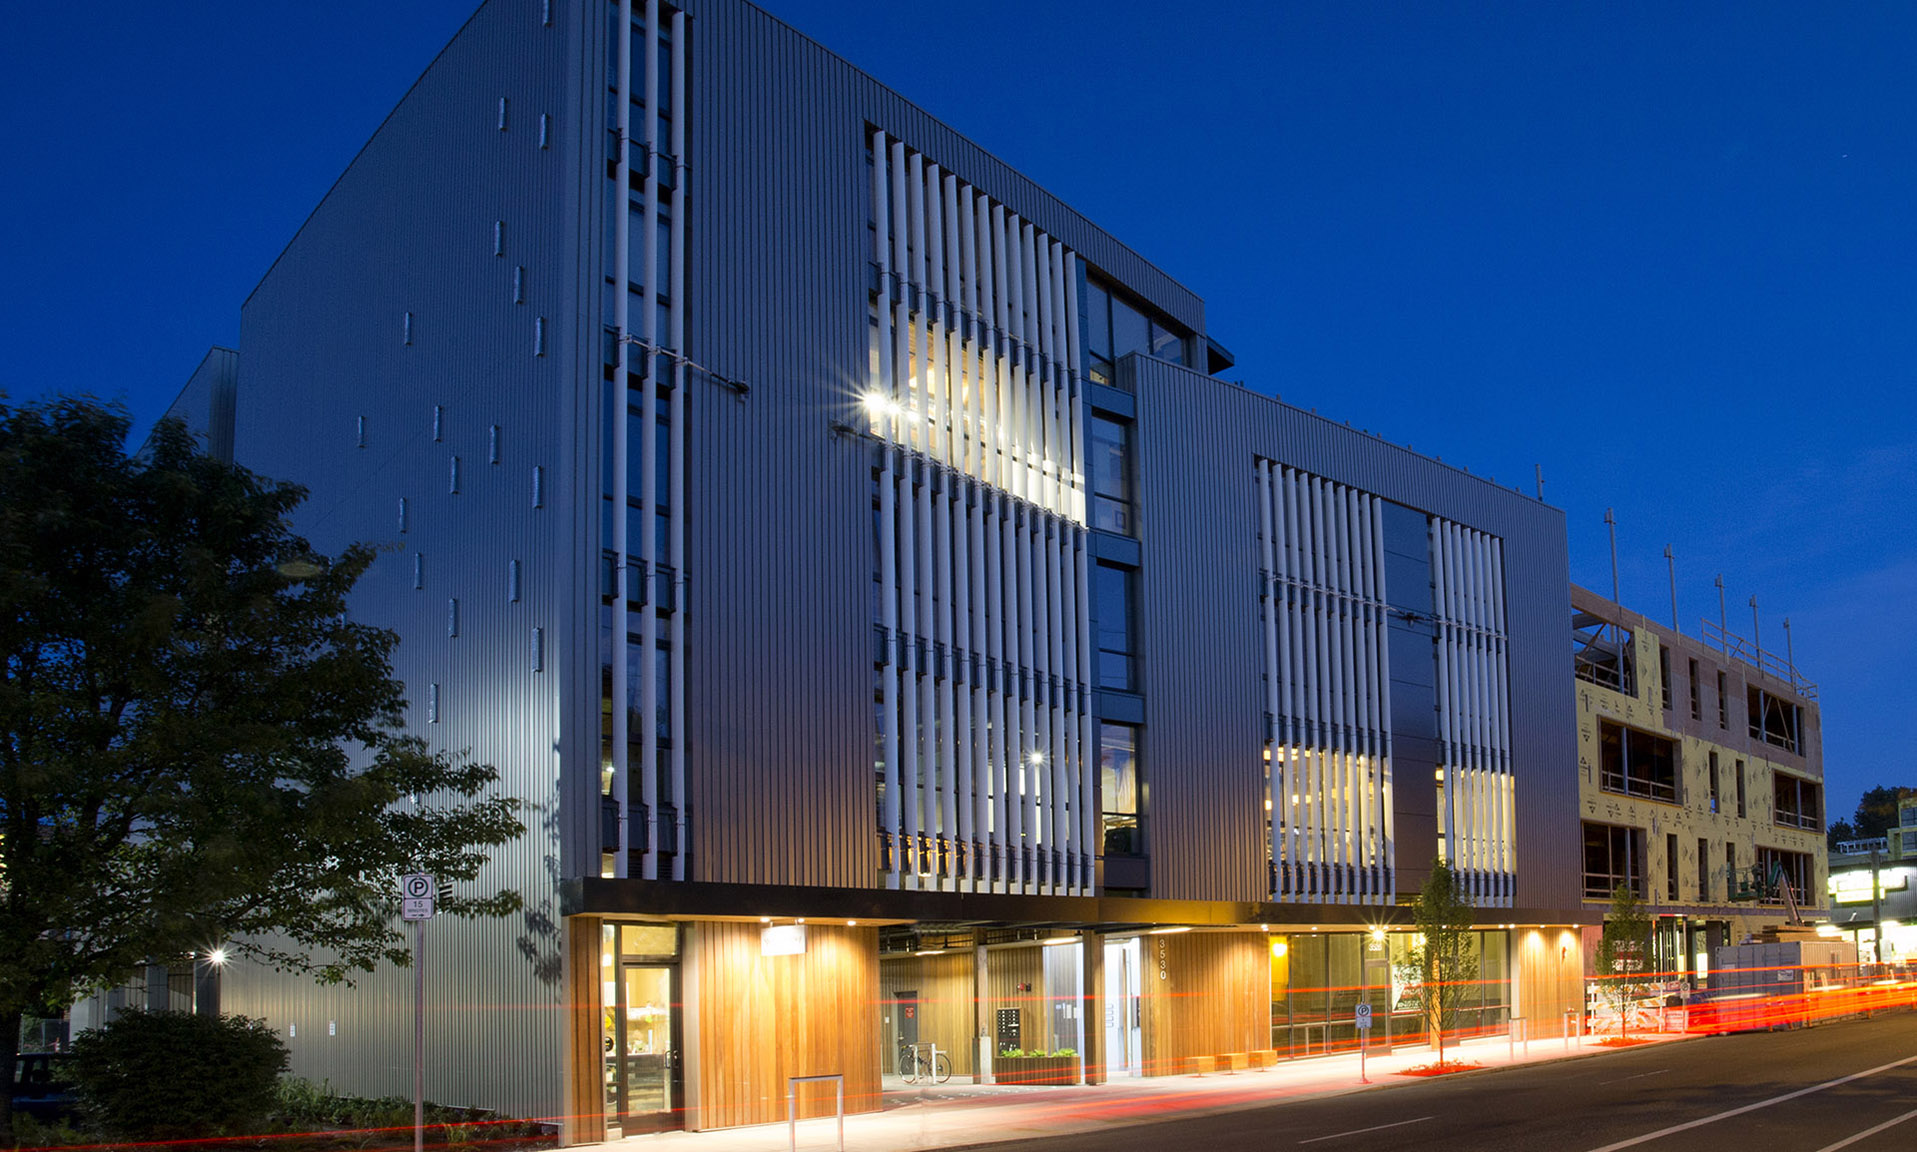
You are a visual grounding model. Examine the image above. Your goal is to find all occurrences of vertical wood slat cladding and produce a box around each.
[1131,356,1578,912]
[878,953,977,1076]
[984,946,1050,1054]
[1138,933,1269,1074]
[1514,929,1583,1038]
[686,923,879,1129]
[565,919,606,1144]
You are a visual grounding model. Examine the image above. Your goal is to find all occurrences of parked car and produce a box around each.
[11,1053,78,1122]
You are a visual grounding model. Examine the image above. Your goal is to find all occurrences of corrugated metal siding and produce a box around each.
[686,0,1204,335]
[152,346,239,461]
[228,0,571,1121]
[1129,356,1580,912]
[677,0,1208,890]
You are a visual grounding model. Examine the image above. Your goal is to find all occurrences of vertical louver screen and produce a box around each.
[1256,462,1396,903]
[868,129,1094,895]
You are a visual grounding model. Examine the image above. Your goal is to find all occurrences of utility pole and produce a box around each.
[1664,545,1677,632]
[1873,846,1884,972]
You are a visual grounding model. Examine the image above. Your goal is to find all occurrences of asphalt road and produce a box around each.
[971,1012,1917,1152]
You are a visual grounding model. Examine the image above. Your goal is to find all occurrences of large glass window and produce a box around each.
[1110,297,1150,366]
[1099,723,1141,855]
[1083,280,1113,385]
[1077,271,1188,385]
[1096,563,1136,691]
[1088,417,1133,535]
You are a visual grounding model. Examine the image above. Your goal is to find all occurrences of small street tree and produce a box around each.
[1593,882,1652,1040]
[0,397,525,1145]
[1404,858,1478,1068]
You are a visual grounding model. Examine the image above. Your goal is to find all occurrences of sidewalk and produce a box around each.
[589,1028,1696,1152]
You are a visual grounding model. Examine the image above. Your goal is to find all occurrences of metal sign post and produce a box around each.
[1355,1003,1373,1083]
[401,873,437,1152]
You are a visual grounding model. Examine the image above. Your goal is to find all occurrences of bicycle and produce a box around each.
[897,1042,951,1084]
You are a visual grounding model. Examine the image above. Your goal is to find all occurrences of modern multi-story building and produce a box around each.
[1569,584,1826,976]
[161,0,1596,1138]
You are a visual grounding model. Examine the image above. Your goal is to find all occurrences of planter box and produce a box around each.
[994,1056,1077,1085]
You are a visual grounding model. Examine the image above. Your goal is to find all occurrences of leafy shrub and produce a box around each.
[271,1079,556,1150]
[9,1112,87,1148]
[70,1010,289,1139]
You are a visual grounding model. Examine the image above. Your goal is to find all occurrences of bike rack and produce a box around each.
[787,1073,844,1152]
[899,1041,948,1083]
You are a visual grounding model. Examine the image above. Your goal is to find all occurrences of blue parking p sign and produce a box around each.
[1355,1003,1373,1030]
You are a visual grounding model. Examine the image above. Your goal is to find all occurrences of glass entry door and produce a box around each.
[605,963,679,1133]
[1103,938,1141,1076]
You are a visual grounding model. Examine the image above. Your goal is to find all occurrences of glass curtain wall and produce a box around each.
[1270,930,1510,1056]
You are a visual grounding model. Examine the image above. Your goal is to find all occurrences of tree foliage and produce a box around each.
[1405,858,1478,1066]
[1851,786,1910,840]
[1593,882,1651,1038]
[70,1010,288,1139]
[0,397,525,1140]
[1826,786,1913,849]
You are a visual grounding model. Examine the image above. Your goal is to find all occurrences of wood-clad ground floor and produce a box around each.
[560,911,1588,1143]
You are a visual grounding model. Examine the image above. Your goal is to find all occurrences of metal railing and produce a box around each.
[1702,618,1817,697]
[787,1074,844,1152]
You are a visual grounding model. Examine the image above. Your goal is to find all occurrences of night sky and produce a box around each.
[4,2,1910,820]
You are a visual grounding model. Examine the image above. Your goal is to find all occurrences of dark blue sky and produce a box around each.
[4,2,1910,820]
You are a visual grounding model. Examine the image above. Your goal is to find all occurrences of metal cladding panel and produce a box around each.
[674,0,1205,888]
[230,0,572,1120]
[153,346,239,461]
[681,0,1203,328]
[1129,356,1580,913]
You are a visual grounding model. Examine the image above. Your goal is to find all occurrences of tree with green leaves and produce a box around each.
[1593,882,1652,1040]
[1403,858,1478,1067]
[1851,786,1911,841]
[0,396,525,1146]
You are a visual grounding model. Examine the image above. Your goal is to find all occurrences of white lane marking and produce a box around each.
[1299,1116,1436,1144]
[1583,1053,1917,1151]
[1812,1104,1917,1152]
[1598,1069,1670,1086]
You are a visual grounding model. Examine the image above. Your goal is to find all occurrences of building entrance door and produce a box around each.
[606,963,681,1134]
[1103,938,1141,1076]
